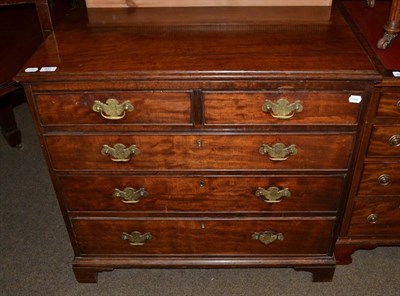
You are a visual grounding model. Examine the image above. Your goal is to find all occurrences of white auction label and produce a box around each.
[24,67,39,73]
[348,95,362,104]
[39,66,57,72]
[393,71,400,77]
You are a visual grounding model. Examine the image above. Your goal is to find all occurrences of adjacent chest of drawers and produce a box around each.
[336,81,400,263]
[335,0,400,264]
[17,6,379,283]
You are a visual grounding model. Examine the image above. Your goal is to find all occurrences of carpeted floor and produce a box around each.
[1,103,399,295]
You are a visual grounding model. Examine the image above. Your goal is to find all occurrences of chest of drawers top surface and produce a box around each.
[16,6,379,83]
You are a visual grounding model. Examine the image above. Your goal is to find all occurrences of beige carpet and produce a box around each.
[1,103,399,295]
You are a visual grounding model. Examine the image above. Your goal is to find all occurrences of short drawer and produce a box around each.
[45,134,354,171]
[203,91,362,125]
[348,197,400,236]
[367,126,400,157]
[376,90,400,117]
[72,218,334,255]
[358,163,400,196]
[34,91,192,125]
[60,175,343,212]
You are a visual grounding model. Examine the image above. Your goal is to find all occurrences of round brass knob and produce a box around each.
[367,214,379,224]
[377,174,392,186]
[388,135,400,147]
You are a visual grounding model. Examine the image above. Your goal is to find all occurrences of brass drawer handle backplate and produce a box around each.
[388,135,400,147]
[262,98,303,119]
[396,100,400,112]
[252,230,284,245]
[121,231,152,246]
[259,143,297,161]
[377,174,392,186]
[101,143,140,162]
[113,187,148,203]
[92,98,134,120]
[255,186,291,203]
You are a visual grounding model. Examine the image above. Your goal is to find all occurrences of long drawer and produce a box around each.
[45,134,354,171]
[60,175,343,212]
[34,91,192,126]
[72,218,334,255]
[358,162,400,196]
[347,197,400,236]
[204,91,362,125]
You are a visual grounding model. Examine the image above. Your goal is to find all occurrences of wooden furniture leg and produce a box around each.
[294,267,335,282]
[73,267,101,283]
[73,266,114,283]
[377,0,400,48]
[335,243,376,265]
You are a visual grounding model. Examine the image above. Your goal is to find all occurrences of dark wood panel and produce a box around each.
[86,6,333,27]
[28,80,374,92]
[348,197,400,236]
[35,91,192,125]
[358,162,400,196]
[45,134,354,171]
[60,175,343,212]
[72,218,334,255]
[204,91,362,125]
[0,4,43,89]
[376,90,400,117]
[367,125,400,157]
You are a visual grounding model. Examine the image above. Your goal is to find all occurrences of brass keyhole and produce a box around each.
[200,222,206,229]
[199,181,205,187]
[196,139,203,148]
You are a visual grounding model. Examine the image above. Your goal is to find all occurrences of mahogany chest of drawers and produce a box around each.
[16,6,380,282]
[335,0,400,264]
[336,81,400,263]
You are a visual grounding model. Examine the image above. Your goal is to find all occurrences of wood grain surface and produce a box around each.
[44,133,354,171]
[72,218,334,255]
[60,174,343,212]
[348,197,400,236]
[85,0,332,8]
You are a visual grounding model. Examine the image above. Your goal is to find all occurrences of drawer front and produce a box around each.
[72,218,334,255]
[358,163,400,196]
[367,126,400,157]
[204,91,361,125]
[348,197,400,236]
[45,134,354,171]
[376,91,400,117]
[60,175,343,212]
[35,92,192,125]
